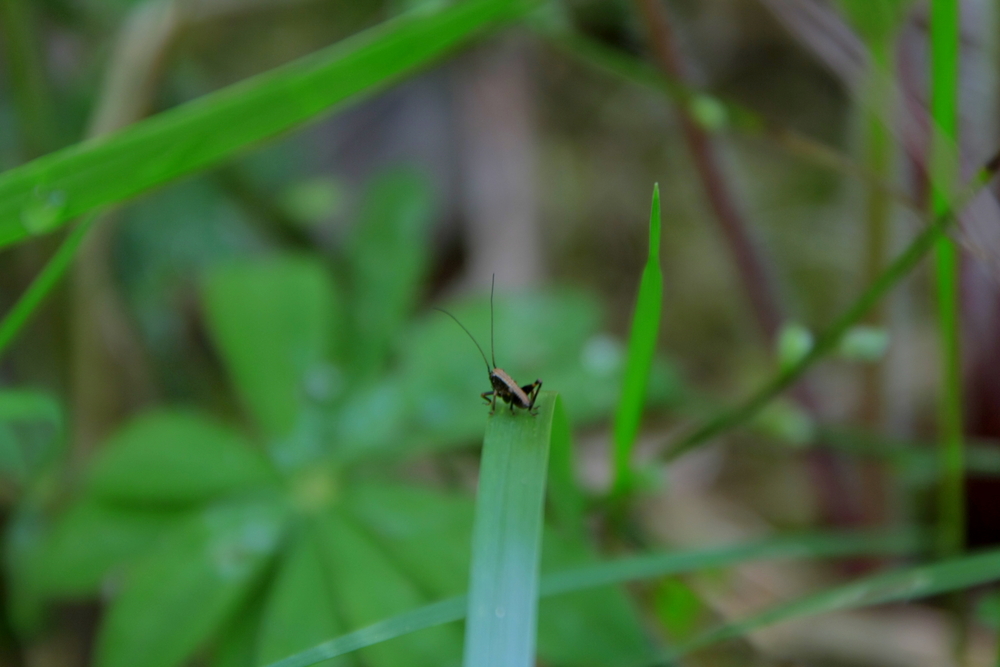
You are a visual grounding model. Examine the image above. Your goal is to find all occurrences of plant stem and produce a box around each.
[930,0,964,562]
[662,149,999,462]
[930,0,967,661]
[0,213,98,360]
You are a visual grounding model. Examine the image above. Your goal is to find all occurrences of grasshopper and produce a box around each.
[435,276,542,415]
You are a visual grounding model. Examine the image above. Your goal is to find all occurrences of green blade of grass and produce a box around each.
[678,547,1000,658]
[261,530,917,667]
[662,150,1000,462]
[930,0,964,561]
[462,392,558,667]
[0,212,98,360]
[0,0,532,249]
[611,185,663,497]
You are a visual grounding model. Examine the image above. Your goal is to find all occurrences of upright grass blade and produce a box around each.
[929,0,964,562]
[662,150,1000,462]
[462,392,558,667]
[677,547,1000,659]
[261,529,917,667]
[611,185,663,497]
[0,0,533,249]
[0,212,98,360]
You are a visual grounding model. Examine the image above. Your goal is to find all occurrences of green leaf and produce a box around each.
[315,510,461,667]
[347,168,434,380]
[0,0,533,250]
[96,498,287,667]
[89,410,275,506]
[612,184,663,496]
[679,547,1000,657]
[261,530,917,667]
[463,392,556,667]
[343,482,474,597]
[39,501,182,596]
[203,257,340,440]
[212,591,267,667]
[257,528,352,667]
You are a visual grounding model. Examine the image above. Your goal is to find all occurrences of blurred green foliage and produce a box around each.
[14,167,677,667]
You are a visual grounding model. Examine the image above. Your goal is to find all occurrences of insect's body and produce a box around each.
[436,276,542,416]
[484,368,542,414]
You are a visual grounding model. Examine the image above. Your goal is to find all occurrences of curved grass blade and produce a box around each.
[0,212,98,360]
[462,392,558,667]
[611,185,663,497]
[0,0,533,249]
[663,151,1000,462]
[676,547,1000,659]
[262,530,917,667]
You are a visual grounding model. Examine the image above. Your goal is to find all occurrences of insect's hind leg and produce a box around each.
[523,380,542,415]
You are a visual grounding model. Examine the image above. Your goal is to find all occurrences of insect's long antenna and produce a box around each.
[434,308,492,375]
[490,274,497,369]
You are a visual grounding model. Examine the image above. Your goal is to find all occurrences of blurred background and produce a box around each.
[2,0,1000,665]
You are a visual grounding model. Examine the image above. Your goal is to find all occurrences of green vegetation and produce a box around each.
[1,1,998,666]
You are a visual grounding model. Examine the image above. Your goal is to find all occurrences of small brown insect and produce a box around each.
[435,276,542,415]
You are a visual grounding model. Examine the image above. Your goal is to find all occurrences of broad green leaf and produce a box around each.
[315,510,460,667]
[89,410,275,505]
[257,528,352,667]
[347,168,434,380]
[212,592,267,667]
[39,501,182,596]
[203,257,339,439]
[261,530,917,667]
[343,482,474,597]
[0,0,534,249]
[611,184,663,496]
[96,498,287,667]
[463,393,555,667]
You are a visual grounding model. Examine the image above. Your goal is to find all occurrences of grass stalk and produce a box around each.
[611,185,662,498]
[662,150,1000,462]
[262,530,918,667]
[461,392,559,667]
[0,0,533,250]
[0,213,98,361]
[930,0,964,562]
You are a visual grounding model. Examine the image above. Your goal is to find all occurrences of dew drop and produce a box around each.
[21,188,67,235]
